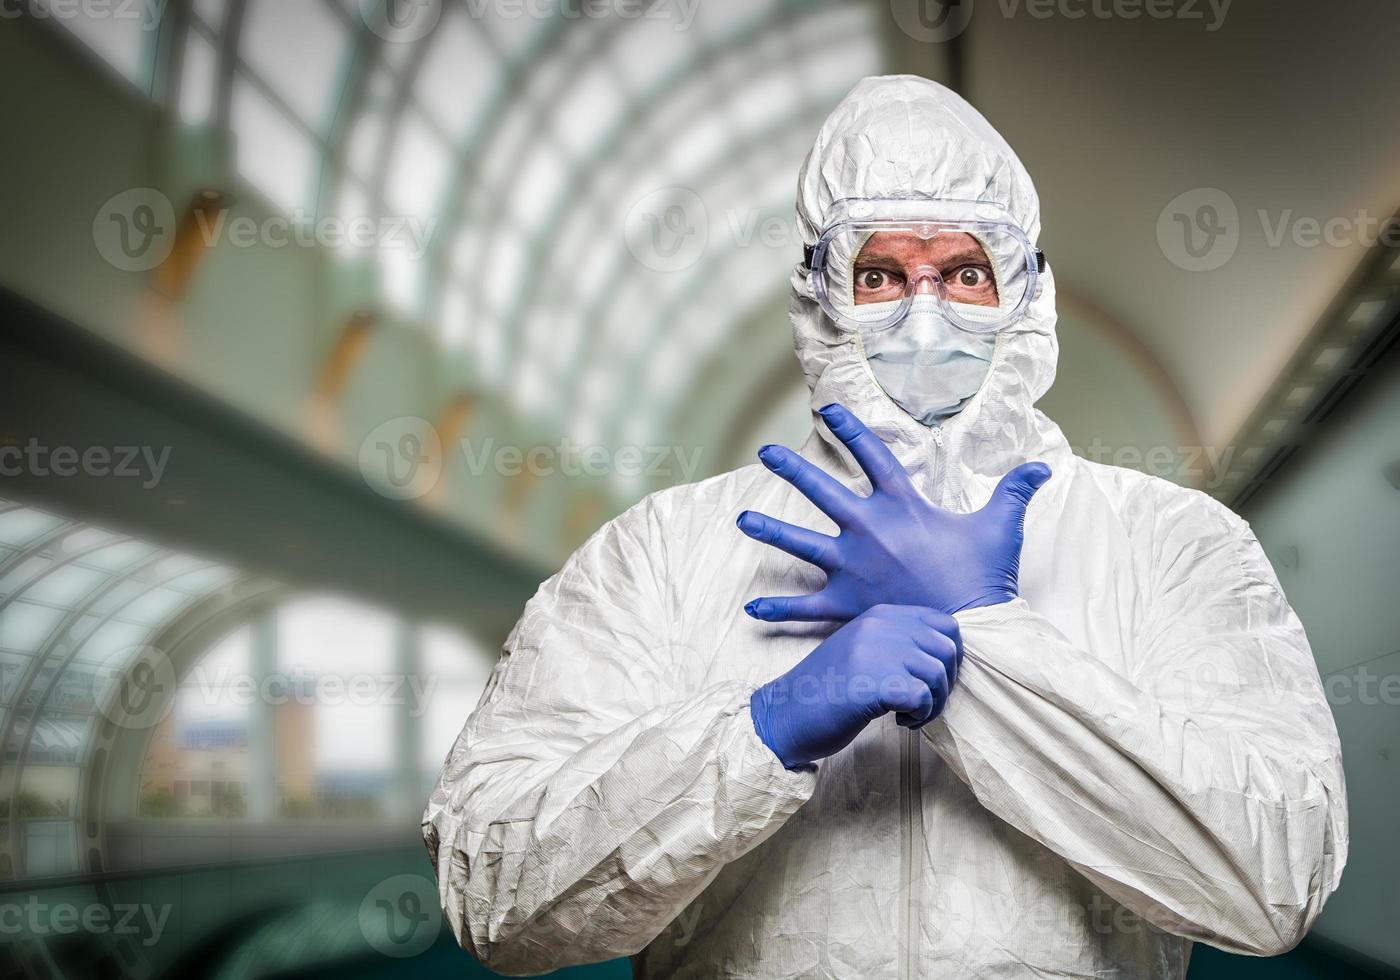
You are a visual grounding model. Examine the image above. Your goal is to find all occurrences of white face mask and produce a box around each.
[854,296,997,426]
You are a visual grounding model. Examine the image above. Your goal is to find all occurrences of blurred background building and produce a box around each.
[0,0,1397,977]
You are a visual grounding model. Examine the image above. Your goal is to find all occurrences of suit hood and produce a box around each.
[790,75,1071,508]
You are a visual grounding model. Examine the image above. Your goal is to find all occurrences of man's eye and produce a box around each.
[953,265,994,289]
[857,269,896,291]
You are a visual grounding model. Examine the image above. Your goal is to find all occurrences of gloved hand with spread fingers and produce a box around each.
[738,402,1050,622]
[750,603,962,770]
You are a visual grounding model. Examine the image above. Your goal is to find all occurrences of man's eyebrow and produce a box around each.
[855,244,992,266]
[938,244,993,266]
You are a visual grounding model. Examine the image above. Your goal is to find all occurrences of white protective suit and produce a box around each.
[424,75,1347,978]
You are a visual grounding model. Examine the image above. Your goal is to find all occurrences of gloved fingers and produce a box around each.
[886,676,937,728]
[817,403,916,497]
[736,511,838,570]
[982,461,1053,524]
[916,609,962,658]
[744,592,837,622]
[912,629,959,689]
[901,653,950,717]
[757,444,860,526]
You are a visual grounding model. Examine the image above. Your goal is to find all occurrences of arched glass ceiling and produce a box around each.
[161,0,879,427]
[0,499,242,876]
[0,497,495,878]
[38,0,885,538]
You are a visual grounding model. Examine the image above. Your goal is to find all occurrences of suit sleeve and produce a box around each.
[923,490,1347,956]
[422,497,815,975]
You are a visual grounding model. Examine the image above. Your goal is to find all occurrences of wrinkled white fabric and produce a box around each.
[424,75,1347,978]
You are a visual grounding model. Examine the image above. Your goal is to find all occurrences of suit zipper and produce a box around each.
[899,728,923,980]
[900,424,941,980]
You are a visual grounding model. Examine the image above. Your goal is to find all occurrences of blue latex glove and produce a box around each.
[750,604,962,770]
[739,403,1050,622]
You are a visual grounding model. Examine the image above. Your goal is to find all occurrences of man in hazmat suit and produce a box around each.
[423,75,1346,978]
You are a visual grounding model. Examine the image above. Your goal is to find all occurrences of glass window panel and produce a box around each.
[142,625,250,819]
[379,246,424,316]
[0,508,64,547]
[439,282,470,348]
[415,7,495,141]
[731,68,802,139]
[56,527,117,556]
[477,100,532,190]
[482,3,545,62]
[507,144,566,230]
[231,80,317,214]
[21,819,77,876]
[87,577,147,618]
[483,231,525,314]
[665,110,728,184]
[418,626,492,772]
[694,0,773,39]
[473,310,504,384]
[1,651,29,704]
[167,565,237,596]
[80,539,156,572]
[119,586,196,627]
[384,110,451,223]
[21,564,109,608]
[278,596,397,818]
[0,601,65,652]
[150,554,203,579]
[38,0,150,88]
[79,619,151,666]
[178,27,219,125]
[0,555,56,598]
[45,662,101,717]
[552,63,624,157]
[609,16,688,94]
[240,0,349,129]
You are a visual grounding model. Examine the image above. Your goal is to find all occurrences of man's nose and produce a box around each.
[911,272,942,296]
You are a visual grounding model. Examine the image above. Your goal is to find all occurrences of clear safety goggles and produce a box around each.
[805,198,1045,335]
